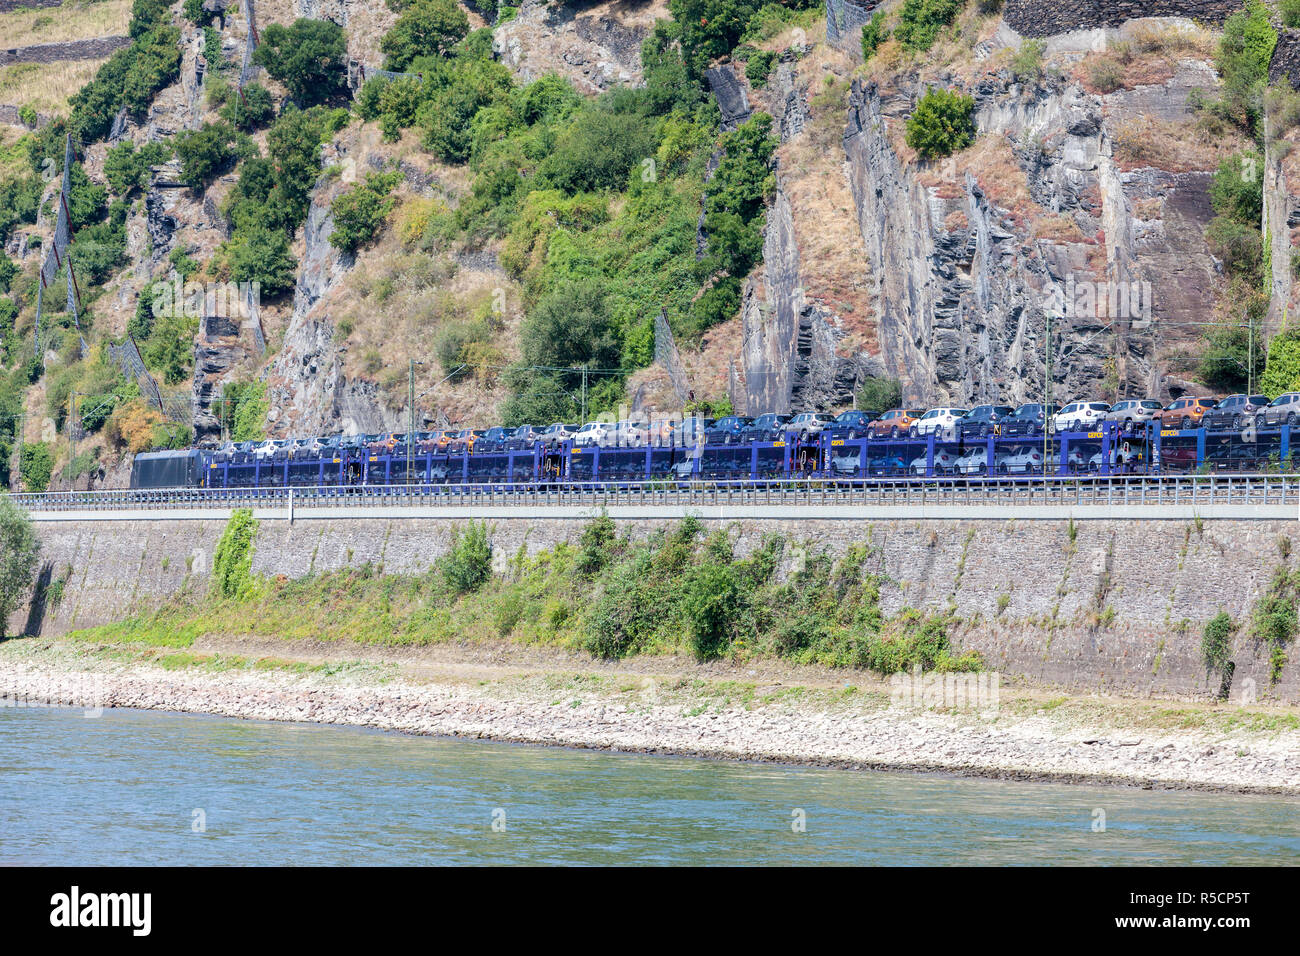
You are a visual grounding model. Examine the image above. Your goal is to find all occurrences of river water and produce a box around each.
[1,705,1295,865]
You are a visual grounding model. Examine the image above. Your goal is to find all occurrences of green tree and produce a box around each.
[0,495,40,637]
[104,140,172,196]
[381,0,469,69]
[905,87,977,160]
[143,311,197,384]
[681,560,740,660]
[519,279,620,372]
[255,19,348,105]
[220,82,275,130]
[1211,0,1277,135]
[534,105,659,194]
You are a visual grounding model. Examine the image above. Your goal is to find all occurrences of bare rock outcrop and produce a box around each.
[494,0,667,96]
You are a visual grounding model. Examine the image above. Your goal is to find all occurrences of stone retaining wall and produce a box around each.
[0,0,63,12]
[825,0,881,53]
[13,514,1299,702]
[0,36,129,67]
[1003,0,1241,38]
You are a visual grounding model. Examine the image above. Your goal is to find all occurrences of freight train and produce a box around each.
[127,421,1299,490]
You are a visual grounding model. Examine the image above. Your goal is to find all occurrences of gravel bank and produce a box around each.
[2,640,1298,794]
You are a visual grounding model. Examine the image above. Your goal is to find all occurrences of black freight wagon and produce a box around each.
[130,450,205,489]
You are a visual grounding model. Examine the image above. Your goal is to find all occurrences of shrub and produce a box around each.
[1202,612,1235,673]
[212,509,258,600]
[329,171,402,252]
[19,442,53,492]
[681,561,740,660]
[68,26,182,142]
[861,13,888,61]
[1086,57,1124,94]
[1011,40,1046,84]
[1208,0,1276,135]
[857,376,903,413]
[894,0,965,53]
[255,19,347,105]
[434,320,490,377]
[1262,327,1300,397]
[104,140,171,196]
[535,106,659,194]
[442,520,492,593]
[220,380,268,441]
[742,48,776,87]
[905,87,977,160]
[174,122,237,188]
[1210,152,1263,226]
[1285,0,1300,29]
[576,512,617,577]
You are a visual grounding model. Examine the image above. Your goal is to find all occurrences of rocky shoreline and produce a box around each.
[1,639,1298,795]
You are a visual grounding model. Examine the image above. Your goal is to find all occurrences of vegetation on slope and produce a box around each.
[75,513,980,673]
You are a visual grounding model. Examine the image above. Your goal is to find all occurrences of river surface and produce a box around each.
[1,704,1296,865]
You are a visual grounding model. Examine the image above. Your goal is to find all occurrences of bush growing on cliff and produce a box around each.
[104,140,172,197]
[0,494,40,638]
[1284,0,1300,30]
[68,26,182,142]
[857,376,903,414]
[861,13,888,61]
[1262,327,1300,396]
[905,87,976,160]
[1202,0,1276,137]
[174,122,239,188]
[330,172,402,253]
[212,509,259,601]
[894,0,965,53]
[19,442,52,493]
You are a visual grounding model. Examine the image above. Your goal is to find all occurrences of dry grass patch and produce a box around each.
[1110,115,1248,173]
[1074,24,1216,96]
[0,58,111,114]
[0,0,131,47]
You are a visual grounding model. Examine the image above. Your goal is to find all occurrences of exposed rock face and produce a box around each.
[192,315,252,441]
[705,63,754,132]
[265,171,394,437]
[493,0,666,96]
[841,64,1225,406]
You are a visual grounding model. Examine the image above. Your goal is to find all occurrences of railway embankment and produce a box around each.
[10,509,1300,703]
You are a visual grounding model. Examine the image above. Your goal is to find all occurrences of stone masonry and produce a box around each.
[14,514,1300,703]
